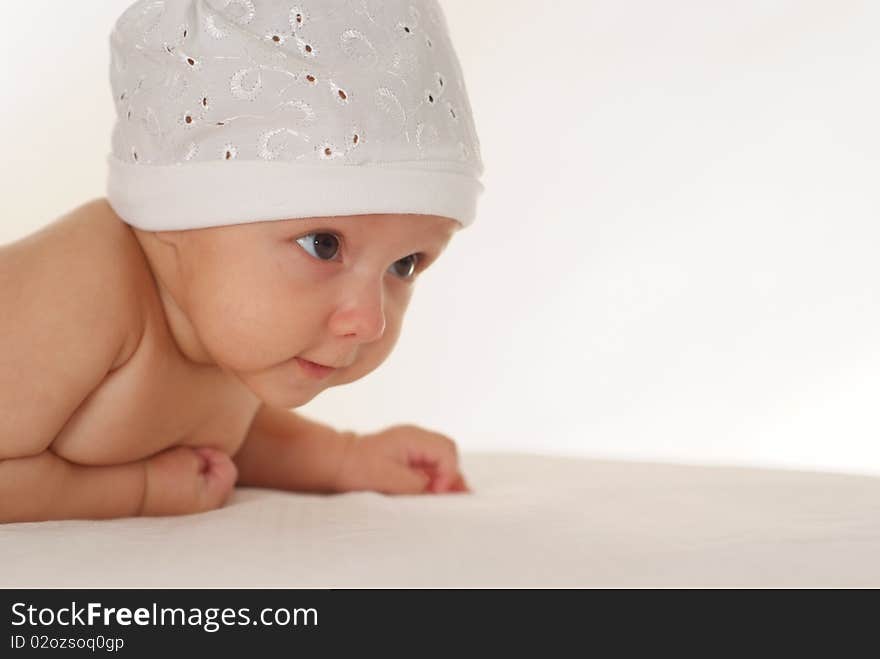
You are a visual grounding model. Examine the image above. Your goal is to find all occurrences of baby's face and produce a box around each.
[161,214,458,408]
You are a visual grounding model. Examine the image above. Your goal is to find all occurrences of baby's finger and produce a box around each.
[408,435,458,492]
[449,473,471,493]
[422,436,462,493]
[383,462,431,495]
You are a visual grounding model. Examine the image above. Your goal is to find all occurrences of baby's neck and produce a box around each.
[129,227,216,367]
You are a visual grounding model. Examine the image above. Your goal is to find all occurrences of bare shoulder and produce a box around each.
[0,198,148,458]
[1,198,149,363]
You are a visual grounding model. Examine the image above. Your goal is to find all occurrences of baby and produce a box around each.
[0,0,484,523]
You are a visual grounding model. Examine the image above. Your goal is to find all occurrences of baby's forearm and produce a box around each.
[0,450,145,523]
[232,403,355,494]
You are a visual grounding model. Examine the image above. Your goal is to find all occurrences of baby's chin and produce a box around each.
[239,375,320,409]
[226,361,336,409]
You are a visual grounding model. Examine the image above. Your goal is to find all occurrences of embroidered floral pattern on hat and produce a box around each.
[110,0,482,171]
[107,0,485,231]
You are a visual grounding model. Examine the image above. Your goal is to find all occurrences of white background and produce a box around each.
[2,1,878,475]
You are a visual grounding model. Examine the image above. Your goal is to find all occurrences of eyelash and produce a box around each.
[294,231,425,281]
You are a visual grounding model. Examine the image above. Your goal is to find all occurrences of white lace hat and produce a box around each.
[106,0,484,230]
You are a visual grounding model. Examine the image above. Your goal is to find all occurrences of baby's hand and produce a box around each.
[335,425,471,495]
[140,446,238,516]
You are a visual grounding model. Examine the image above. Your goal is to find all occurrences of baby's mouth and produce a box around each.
[294,357,337,379]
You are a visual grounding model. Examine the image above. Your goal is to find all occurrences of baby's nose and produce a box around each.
[330,299,386,343]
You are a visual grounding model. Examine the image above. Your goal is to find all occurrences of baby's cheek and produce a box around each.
[195,305,288,370]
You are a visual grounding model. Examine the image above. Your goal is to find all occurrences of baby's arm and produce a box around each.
[0,445,236,523]
[233,403,470,495]
[0,451,145,523]
[233,402,355,493]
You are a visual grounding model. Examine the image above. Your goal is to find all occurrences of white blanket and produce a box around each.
[2,452,878,587]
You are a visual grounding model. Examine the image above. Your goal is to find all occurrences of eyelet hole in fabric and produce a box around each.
[338,89,347,100]
[353,134,359,144]
[316,139,342,160]
[306,74,316,83]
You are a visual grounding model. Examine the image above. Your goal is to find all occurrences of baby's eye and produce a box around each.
[295,233,340,261]
[389,254,420,280]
